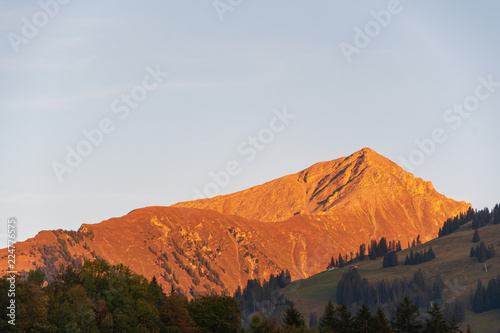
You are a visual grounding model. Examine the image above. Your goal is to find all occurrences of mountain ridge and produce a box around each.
[0,148,471,296]
[174,148,468,240]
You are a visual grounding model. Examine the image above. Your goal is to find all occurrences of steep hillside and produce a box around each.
[283,220,500,332]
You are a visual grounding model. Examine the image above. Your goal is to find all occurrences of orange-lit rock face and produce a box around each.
[0,148,470,296]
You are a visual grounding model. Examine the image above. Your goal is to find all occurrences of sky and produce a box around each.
[1,0,499,244]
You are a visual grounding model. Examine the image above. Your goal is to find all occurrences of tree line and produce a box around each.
[270,297,470,332]
[0,260,242,332]
[329,237,403,269]
[404,247,436,266]
[234,270,292,325]
[1,258,481,332]
[439,205,500,238]
[472,275,500,314]
[335,269,465,323]
[470,241,495,263]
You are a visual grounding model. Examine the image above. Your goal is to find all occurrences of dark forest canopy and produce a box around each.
[0,259,476,332]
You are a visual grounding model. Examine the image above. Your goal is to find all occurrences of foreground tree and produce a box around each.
[370,308,391,333]
[283,302,306,329]
[336,303,353,333]
[354,304,372,332]
[27,268,46,287]
[392,297,422,333]
[160,290,197,332]
[189,295,241,333]
[319,300,338,332]
[447,314,462,333]
[248,312,278,333]
[309,312,318,330]
[17,279,55,332]
[425,303,447,333]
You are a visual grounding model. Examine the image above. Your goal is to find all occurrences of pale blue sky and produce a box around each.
[1,1,499,243]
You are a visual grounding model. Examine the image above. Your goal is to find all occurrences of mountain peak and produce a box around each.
[358,147,377,155]
[348,147,390,165]
[175,149,469,228]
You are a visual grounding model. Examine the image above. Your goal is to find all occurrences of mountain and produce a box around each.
[0,148,470,296]
[175,148,468,242]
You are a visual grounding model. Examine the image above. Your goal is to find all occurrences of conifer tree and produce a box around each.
[336,303,353,332]
[413,269,425,290]
[392,297,422,333]
[409,250,415,265]
[309,312,318,329]
[383,251,398,268]
[353,304,372,333]
[477,241,488,263]
[378,237,388,257]
[369,239,378,260]
[370,308,391,333]
[472,229,480,243]
[447,314,462,333]
[283,302,306,328]
[391,251,398,266]
[494,204,500,225]
[428,247,436,260]
[472,280,485,313]
[338,253,345,268]
[359,243,366,260]
[319,300,337,331]
[425,303,447,333]
[432,274,445,301]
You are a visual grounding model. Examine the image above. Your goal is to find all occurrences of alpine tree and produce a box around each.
[148,276,166,308]
[283,302,306,328]
[377,237,388,257]
[319,300,337,332]
[369,239,378,260]
[391,297,422,333]
[383,251,398,268]
[336,303,353,333]
[425,302,447,333]
[353,304,372,333]
[472,229,480,243]
[494,204,500,224]
[359,244,367,260]
[309,312,318,330]
[447,314,462,333]
[370,308,391,333]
